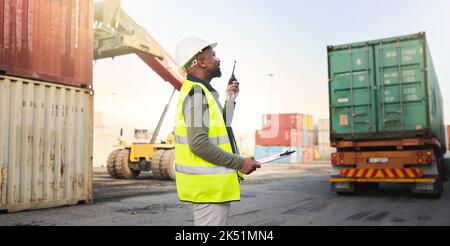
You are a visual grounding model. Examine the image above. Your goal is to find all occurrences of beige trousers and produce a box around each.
[192,203,231,226]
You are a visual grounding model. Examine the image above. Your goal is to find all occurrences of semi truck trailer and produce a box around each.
[327,32,448,198]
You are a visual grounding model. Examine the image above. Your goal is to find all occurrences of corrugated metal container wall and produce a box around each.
[0,0,93,88]
[308,130,314,147]
[262,114,302,131]
[255,129,302,146]
[313,125,318,145]
[0,76,93,213]
[302,115,314,131]
[328,33,445,148]
[303,130,309,146]
[301,130,314,147]
[302,147,314,162]
[318,119,330,131]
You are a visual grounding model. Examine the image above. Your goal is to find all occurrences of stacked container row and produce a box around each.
[0,1,94,213]
[255,114,314,163]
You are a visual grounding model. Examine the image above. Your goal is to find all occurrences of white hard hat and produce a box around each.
[175,37,217,70]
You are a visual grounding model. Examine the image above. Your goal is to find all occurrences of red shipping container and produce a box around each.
[447,125,450,150]
[0,0,93,88]
[262,114,303,131]
[255,129,303,146]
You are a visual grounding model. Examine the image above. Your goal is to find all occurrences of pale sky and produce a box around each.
[93,0,450,138]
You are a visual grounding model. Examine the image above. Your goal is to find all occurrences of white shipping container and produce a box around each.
[318,119,330,132]
[318,130,330,145]
[0,76,93,213]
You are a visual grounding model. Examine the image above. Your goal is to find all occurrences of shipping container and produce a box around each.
[328,33,448,197]
[262,114,302,131]
[303,130,309,146]
[328,32,445,148]
[0,0,94,88]
[313,125,319,145]
[301,130,314,147]
[0,75,93,213]
[255,129,302,146]
[318,119,330,132]
[302,115,314,131]
[302,147,314,162]
[318,130,330,145]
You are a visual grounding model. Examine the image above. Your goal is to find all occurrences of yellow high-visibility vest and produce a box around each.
[175,79,242,203]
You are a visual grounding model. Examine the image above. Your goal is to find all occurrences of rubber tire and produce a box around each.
[106,149,121,178]
[160,149,176,180]
[151,149,165,179]
[412,177,442,199]
[427,179,442,199]
[115,149,140,179]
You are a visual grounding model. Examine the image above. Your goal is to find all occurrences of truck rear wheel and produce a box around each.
[160,149,176,181]
[412,177,442,199]
[115,149,140,179]
[107,149,121,178]
[151,149,165,179]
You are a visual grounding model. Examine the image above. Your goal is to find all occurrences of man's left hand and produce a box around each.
[226,81,240,102]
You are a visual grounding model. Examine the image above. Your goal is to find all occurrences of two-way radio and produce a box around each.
[228,61,237,85]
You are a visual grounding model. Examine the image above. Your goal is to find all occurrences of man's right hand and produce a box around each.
[239,158,261,175]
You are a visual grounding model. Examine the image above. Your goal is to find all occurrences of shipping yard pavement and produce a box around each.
[1,161,450,226]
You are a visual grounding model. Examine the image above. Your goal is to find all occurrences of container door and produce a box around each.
[374,39,427,133]
[329,45,377,136]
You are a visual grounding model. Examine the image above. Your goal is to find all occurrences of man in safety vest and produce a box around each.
[174,37,261,226]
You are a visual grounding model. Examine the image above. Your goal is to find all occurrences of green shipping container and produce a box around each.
[328,32,445,149]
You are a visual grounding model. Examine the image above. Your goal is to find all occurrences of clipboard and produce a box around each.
[256,147,296,164]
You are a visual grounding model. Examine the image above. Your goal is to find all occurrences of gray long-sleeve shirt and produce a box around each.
[182,80,244,170]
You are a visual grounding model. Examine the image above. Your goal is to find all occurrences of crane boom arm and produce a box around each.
[136,29,185,91]
[94,0,184,91]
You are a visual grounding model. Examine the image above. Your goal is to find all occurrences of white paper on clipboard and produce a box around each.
[256,148,296,164]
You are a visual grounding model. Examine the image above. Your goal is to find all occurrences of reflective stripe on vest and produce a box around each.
[175,135,230,146]
[175,164,236,175]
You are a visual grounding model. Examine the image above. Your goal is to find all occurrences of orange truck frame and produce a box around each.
[329,137,449,198]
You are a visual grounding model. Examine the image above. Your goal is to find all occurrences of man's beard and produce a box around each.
[211,67,222,78]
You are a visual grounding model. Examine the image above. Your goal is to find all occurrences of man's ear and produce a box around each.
[197,55,207,68]
[197,54,206,68]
